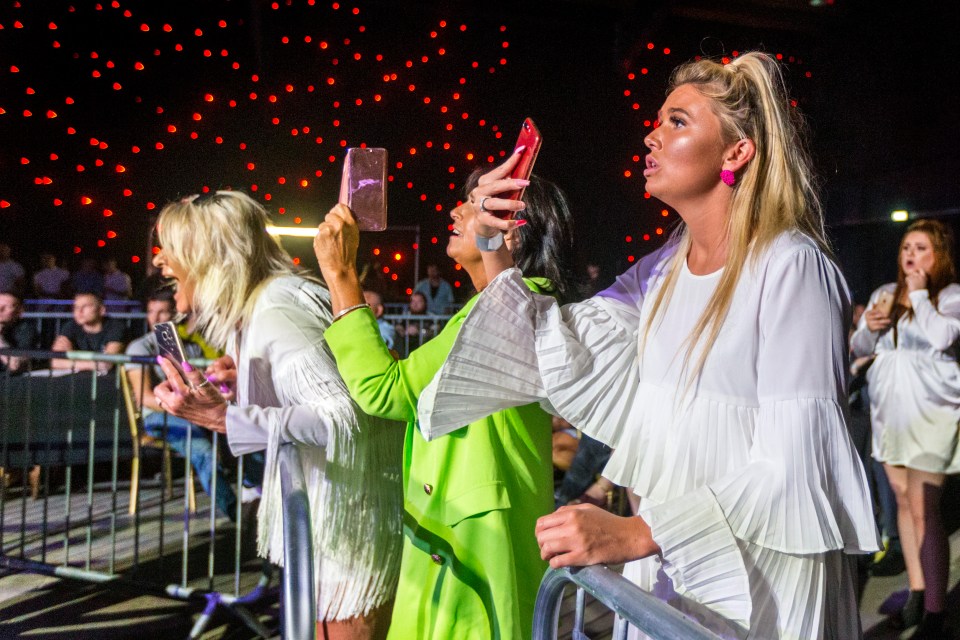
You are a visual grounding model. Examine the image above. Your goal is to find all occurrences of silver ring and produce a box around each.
[196,378,212,389]
[478,196,490,213]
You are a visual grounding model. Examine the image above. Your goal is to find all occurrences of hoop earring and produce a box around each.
[720,169,736,187]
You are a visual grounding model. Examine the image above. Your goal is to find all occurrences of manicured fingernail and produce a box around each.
[156,355,164,365]
[206,374,218,383]
[515,179,530,186]
[219,384,230,393]
[514,145,526,154]
[514,220,528,227]
[181,361,194,372]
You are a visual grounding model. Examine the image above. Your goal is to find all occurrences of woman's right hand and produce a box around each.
[204,355,237,401]
[864,308,892,332]
[314,204,360,281]
[468,149,532,239]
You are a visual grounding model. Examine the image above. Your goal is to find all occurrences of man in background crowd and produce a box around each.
[413,263,455,314]
[363,289,396,351]
[0,243,26,298]
[70,257,104,298]
[0,291,36,374]
[102,257,133,301]
[32,253,70,299]
[50,292,125,372]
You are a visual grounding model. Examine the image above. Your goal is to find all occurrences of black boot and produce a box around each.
[892,590,925,631]
[904,610,948,639]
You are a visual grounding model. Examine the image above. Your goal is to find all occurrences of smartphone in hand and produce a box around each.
[874,290,894,316]
[500,117,543,209]
[154,321,191,385]
[340,147,388,231]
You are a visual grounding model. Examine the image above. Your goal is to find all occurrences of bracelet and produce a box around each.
[475,233,504,252]
[334,302,370,321]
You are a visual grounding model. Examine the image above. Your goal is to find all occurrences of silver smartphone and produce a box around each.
[154,321,191,385]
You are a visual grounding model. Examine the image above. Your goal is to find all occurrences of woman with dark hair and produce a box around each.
[851,218,960,637]
[313,157,576,639]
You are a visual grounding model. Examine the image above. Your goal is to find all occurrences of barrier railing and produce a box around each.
[21,311,148,349]
[533,565,722,640]
[278,442,317,640]
[0,348,300,639]
[381,312,452,357]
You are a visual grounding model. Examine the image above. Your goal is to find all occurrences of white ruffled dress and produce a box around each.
[851,283,960,474]
[225,275,404,621]
[418,232,879,639]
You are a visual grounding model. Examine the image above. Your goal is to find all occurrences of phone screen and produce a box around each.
[340,147,388,231]
[501,117,543,209]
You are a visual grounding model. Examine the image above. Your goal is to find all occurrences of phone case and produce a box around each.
[874,291,894,316]
[340,147,388,231]
[154,321,191,384]
[502,117,543,207]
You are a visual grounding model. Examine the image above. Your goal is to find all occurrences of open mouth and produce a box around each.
[643,156,658,176]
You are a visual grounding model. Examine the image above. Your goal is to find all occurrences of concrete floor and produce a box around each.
[2,481,960,639]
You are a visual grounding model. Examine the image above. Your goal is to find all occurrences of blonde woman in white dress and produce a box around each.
[851,218,960,638]
[151,191,403,639]
[417,52,879,639]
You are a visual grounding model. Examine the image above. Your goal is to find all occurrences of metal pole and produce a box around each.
[278,443,317,640]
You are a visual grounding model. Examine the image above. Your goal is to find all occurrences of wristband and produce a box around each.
[475,233,504,252]
[334,302,370,321]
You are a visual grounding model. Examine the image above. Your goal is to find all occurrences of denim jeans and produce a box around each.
[143,412,237,519]
[555,434,613,508]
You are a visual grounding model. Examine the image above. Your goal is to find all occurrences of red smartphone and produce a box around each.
[500,117,542,208]
[340,147,388,231]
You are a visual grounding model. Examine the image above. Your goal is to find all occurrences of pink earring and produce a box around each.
[720,169,736,187]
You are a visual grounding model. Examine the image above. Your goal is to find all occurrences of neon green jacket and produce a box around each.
[325,279,555,639]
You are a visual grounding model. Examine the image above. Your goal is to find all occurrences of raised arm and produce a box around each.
[907,279,960,351]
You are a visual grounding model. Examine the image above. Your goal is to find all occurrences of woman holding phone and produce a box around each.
[851,218,960,637]
[417,52,880,639]
[313,167,576,639]
[151,191,404,639]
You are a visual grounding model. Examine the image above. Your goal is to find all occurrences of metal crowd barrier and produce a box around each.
[278,443,316,640]
[0,349,313,639]
[21,311,148,348]
[381,313,452,357]
[533,565,722,640]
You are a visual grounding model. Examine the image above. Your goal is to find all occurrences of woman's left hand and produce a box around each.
[906,268,928,292]
[535,503,661,568]
[154,357,228,433]
[314,204,359,281]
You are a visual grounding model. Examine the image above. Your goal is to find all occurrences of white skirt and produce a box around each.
[625,541,861,640]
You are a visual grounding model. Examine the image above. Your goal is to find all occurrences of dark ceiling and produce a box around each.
[0,0,956,300]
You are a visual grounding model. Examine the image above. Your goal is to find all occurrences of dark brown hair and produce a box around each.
[891,219,957,335]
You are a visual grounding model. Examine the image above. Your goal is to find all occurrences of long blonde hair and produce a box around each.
[156,190,296,349]
[642,52,829,384]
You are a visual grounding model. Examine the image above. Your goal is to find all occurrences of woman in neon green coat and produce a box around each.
[314,155,576,639]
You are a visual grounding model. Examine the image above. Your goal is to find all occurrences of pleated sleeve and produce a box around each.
[417,253,665,442]
[909,283,960,351]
